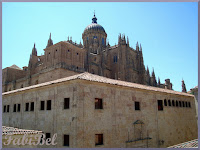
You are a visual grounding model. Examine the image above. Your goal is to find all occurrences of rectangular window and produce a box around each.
[17,104,20,112]
[157,100,163,111]
[95,98,103,109]
[47,100,51,110]
[64,98,70,109]
[41,101,45,110]
[64,135,69,146]
[30,102,34,111]
[7,105,10,112]
[13,104,16,112]
[95,134,103,145]
[4,105,6,113]
[25,103,29,111]
[135,102,140,110]
[46,133,51,139]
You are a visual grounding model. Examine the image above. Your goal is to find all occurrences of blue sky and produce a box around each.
[2,2,198,92]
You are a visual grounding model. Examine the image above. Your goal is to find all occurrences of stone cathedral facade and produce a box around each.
[3,14,174,92]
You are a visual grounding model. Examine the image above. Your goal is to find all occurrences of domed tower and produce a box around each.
[82,13,107,53]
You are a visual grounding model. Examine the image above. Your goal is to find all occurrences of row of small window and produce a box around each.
[44,133,103,147]
[3,98,70,113]
[163,99,191,108]
[157,100,191,111]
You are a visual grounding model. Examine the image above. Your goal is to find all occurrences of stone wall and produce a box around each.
[2,79,197,148]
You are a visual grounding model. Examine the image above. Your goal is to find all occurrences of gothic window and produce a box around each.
[102,38,104,45]
[95,134,103,145]
[157,100,163,111]
[95,98,103,109]
[113,56,118,63]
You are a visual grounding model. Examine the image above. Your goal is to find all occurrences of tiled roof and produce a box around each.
[168,139,198,148]
[2,126,42,135]
[2,72,193,97]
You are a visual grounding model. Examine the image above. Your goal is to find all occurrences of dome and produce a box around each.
[83,14,106,33]
[84,23,105,33]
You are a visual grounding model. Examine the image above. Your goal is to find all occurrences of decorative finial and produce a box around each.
[92,11,97,23]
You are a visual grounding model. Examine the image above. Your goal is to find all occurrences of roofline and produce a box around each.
[2,72,194,97]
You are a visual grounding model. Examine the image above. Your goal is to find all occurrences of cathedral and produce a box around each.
[2,13,197,148]
[2,14,175,92]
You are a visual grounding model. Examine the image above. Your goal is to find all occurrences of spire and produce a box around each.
[158,77,160,85]
[152,68,155,77]
[118,33,122,45]
[182,80,187,93]
[32,43,37,56]
[92,11,97,24]
[127,36,129,46]
[146,66,149,75]
[136,41,139,51]
[46,33,53,48]
[140,43,142,51]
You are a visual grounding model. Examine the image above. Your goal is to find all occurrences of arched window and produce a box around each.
[182,101,185,107]
[168,100,171,106]
[113,56,118,63]
[176,101,178,107]
[102,38,104,45]
[172,100,175,106]
[185,102,188,107]
[179,101,182,107]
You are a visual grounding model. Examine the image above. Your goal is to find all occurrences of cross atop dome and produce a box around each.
[92,11,97,24]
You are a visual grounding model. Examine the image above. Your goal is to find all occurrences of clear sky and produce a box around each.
[2,2,198,92]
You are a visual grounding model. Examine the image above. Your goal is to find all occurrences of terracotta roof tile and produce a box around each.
[2,126,42,135]
[168,139,198,148]
[3,72,193,97]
